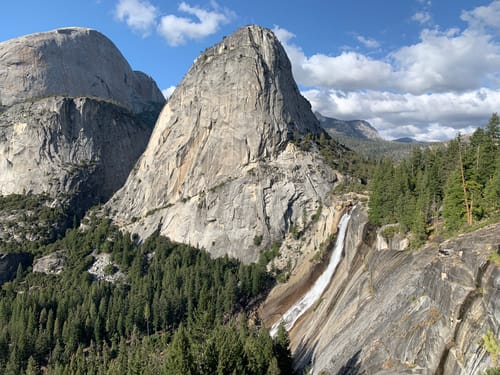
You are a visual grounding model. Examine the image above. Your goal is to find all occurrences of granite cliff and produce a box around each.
[261,204,500,375]
[109,25,336,262]
[316,112,382,141]
[0,28,164,218]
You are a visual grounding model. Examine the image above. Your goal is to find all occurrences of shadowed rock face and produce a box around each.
[0,96,152,206]
[0,252,33,284]
[281,205,499,375]
[0,27,165,113]
[109,25,336,262]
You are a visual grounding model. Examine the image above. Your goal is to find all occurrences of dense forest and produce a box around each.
[0,215,292,374]
[368,113,500,246]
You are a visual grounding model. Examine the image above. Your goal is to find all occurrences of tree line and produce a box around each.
[368,113,500,245]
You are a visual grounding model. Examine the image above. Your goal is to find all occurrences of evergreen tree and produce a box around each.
[164,323,194,375]
[443,169,467,231]
[273,322,293,374]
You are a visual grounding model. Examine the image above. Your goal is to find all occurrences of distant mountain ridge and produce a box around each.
[315,112,383,141]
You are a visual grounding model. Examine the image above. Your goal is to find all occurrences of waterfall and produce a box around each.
[270,210,352,337]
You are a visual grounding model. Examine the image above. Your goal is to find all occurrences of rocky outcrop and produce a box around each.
[266,204,500,374]
[0,27,164,113]
[109,25,337,262]
[33,250,65,274]
[376,223,410,251]
[87,251,125,283]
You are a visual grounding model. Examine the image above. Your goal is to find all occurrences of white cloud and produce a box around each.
[114,1,235,46]
[411,11,431,25]
[162,86,176,99]
[273,2,500,140]
[461,0,500,32]
[356,35,380,49]
[391,28,500,94]
[157,2,234,46]
[273,26,393,91]
[275,23,500,95]
[114,0,158,36]
[303,88,500,141]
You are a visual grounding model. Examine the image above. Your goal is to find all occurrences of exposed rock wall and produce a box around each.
[0,26,165,216]
[277,205,499,374]
[0,96,152,209]
[109,25,336,262]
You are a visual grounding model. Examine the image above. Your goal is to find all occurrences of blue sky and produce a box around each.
[1,0,499,141]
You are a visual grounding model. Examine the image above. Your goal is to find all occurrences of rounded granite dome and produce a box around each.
[0,27,164,113]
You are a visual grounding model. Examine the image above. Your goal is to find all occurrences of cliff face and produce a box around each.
[0,96,152,205]
[266,204,500,374]
[0,27,164,113]
[0,27,165,215]
[109,25,336,262]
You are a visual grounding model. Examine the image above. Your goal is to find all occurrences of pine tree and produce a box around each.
[443,168,467,231]
[164,323,194,375]
[266,357,280,375]
[273,322,293,374]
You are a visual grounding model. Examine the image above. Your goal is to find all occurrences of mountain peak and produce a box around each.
[316,112,382,141]
[109,26,333,262]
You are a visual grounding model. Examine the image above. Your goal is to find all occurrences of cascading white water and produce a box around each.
[270,210,352,337]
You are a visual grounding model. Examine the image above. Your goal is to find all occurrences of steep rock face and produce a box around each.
[273,205,499,374]
[0,27,164,113]
[109,25,335,262]
[0,27,165,222]
[0,96,152,208]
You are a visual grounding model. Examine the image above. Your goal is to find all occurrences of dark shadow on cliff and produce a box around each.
[337,350,362,375]
[293,337,317,373]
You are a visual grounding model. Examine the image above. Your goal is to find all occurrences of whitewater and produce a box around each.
[270,210,352,337]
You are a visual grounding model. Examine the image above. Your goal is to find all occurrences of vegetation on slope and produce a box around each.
[368,113,500,246]
[0,215,292,374]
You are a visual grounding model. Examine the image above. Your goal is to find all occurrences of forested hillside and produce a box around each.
[0,215,292,374]
[369,113,500,246]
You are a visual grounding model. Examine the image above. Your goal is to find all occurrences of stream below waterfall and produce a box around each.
[270,210,352,337]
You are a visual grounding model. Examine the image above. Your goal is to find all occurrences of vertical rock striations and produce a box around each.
[109,25,336,262]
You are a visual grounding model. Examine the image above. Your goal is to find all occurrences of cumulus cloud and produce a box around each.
[158,2,234,46]
[275,23,500,95]
[115,1,234,45]
[274,1,500,140]
[273,26,393,91]
[461,0,500,31]
[391,28,500,94]
[302,88,499,141]
[162,86,176,99]
[356,35,380,49]
[114,0,158,36]
[412,11,431,25]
